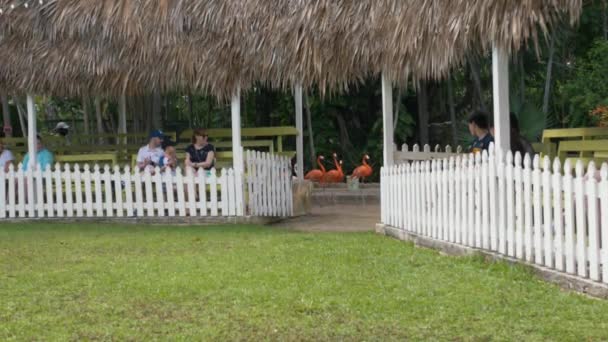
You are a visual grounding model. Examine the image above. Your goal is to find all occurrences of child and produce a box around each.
[159,146,178,176]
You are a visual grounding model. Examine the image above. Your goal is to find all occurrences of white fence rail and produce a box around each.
[381,145,608,284]
[246,150,293,217]
[0,164,243,218]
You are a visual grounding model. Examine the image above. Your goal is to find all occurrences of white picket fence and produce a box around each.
[0,151,294,219]
[381,145,608,284]
[246,150,293,217]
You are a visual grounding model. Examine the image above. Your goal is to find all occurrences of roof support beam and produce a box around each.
[492,44,511,152]
[381,73,394,167]
[26,94,37,170]
[294,84,304,180]
[231,89,243,174]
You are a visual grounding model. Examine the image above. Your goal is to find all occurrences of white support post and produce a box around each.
[492,44,511,152]
[26,94,37,170]
[231,89,243,174]
[294,85,304,180]
[381,73,394,166]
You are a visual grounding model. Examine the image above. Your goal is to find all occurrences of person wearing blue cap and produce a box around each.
[136,130,165,173]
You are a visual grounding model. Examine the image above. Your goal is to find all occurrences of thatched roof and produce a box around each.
[0,0,582,98]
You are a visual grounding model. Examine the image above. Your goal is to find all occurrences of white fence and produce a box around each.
[0,151,293,219]
[246,150,293,217]
[381,145,608,284]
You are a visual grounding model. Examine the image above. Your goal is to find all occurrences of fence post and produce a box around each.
[523,155,533,262]
[552,158,564,271]
[542,156,553,268]
[574,160,587,278]
[563,160,576,274]
[586,162,600,281]
[514,152,524,259]
[600,163,608,284]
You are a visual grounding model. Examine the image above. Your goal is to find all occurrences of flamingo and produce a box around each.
[351,154,373,183]
[322,153,344,183]
[304,155,325,182]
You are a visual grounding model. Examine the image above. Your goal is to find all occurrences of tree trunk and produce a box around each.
[417,81,429,145]
[94,97,104,135]
[1,94,12,137]
[468,56,486,112]
[602,0,608,40]
[188,93,194,129]
[393,86,402,132]
[82,96,90,135]
[519,51,526,106]
[304,90,316,167]
[542,32,556,115]
[14,97,27,137]
[447,76,458,147]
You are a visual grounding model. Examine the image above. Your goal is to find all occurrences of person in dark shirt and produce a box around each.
[468,110,494,153]
[185,128,215,170]
[488,112,536,157]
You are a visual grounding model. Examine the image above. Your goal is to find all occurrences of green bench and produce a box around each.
[179,126,297,156]
[557,139,608,167]
[540,127,608,158]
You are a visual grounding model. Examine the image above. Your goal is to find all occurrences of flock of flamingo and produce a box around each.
[304,154,373,184]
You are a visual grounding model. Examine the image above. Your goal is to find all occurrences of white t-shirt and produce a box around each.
[0,149,14,171]
[136,144,164,171]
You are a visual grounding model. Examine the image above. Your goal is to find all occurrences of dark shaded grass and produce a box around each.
[1,223,607,341]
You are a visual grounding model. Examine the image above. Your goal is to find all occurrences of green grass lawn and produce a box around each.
[1,223,608,341]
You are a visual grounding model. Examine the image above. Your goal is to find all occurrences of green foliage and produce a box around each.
[562,39,608,127]
[510,97,554,142]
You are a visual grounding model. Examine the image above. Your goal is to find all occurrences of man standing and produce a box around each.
[136,130,165,173]
[467,111,494,154]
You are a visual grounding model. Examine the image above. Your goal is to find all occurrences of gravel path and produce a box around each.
[274,204,379,232]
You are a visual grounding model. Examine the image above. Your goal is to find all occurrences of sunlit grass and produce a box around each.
[1,223,607,340]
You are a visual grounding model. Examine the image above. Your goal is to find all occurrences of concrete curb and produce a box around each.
[376,223,608,299]
[2,216,284,226]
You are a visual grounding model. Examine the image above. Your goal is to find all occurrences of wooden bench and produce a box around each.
[55,153,119,167]
[541,127,608,158]
[130,151,234,170]
[70,132,177,145]
[174,139,275,153]
[179,126,297,154]
[557,139,608,167]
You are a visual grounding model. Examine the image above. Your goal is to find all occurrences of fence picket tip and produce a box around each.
[552,157,561,173]
[402,143,409,152]
[54,163,61,171]
[532,154,540,169]
[587,161,597,177]
[113,164,121,173]
[423,144,431,153]
[456,145,463,153]
[124,165,131,173]
[514,151,521,166]
[542,155,551,171]
[601,163,608,180]
[434,144,441,153]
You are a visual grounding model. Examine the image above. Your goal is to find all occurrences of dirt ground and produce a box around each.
[275,204,379,232]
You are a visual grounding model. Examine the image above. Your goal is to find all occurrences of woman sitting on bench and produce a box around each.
[185,129,215,172]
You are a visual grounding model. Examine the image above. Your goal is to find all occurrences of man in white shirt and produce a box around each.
[0,135,14,172]
[136,130,165,173]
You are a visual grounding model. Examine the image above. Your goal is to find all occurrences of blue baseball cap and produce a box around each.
[149,129,164,139]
